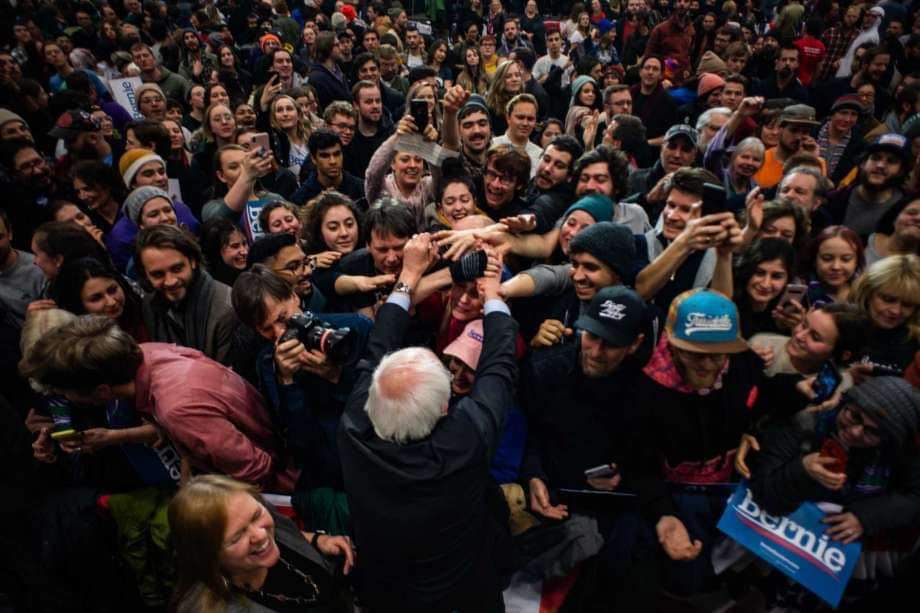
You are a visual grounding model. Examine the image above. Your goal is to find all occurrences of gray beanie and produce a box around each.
[845,377,920,449]
[569,222,637,281]
[123,186,172,225]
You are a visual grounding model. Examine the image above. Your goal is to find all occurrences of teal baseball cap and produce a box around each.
[665,289,748,354]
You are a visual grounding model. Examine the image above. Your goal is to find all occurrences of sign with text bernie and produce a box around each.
[717,483,861,608]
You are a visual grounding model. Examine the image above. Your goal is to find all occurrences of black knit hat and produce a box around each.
[844,377,920,449]
[569,222,637,281]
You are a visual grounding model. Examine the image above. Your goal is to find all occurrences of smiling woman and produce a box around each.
[169,475,355,612]
[850,254,920,375]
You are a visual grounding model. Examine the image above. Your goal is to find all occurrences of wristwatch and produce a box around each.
[392,281,413,296]
[310,529,327,548]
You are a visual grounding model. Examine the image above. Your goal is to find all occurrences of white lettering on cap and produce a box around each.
[684,312,733,335]
[599,300,627,321]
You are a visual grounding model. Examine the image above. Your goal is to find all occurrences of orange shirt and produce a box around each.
[754,147,828,189]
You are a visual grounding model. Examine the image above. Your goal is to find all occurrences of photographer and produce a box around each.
[232,265,372,498]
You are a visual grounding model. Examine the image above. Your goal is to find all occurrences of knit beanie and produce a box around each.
[569,222,637,280]
[123,186,172,225]
[259,33,282,51]
[0,108,25,128]
[119,149,165,188]
[134,82,165,104]
[570,75,597,109]
[696,51,728,77]
[697,72,726,97]
[844,377,920,449]
[563,194,614,224]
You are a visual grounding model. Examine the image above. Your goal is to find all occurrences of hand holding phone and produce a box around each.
[410,99,429,130]
[778,283,807,311]
[811,360,842,403]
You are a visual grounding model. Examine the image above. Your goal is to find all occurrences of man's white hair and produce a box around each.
[366,347,452,444]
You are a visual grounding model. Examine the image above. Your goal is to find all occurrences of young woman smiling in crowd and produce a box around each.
[805,225,865,305]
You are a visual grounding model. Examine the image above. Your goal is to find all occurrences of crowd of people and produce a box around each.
[2,0,920,611]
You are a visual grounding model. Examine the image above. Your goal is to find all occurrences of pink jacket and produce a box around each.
[134,344,298,492]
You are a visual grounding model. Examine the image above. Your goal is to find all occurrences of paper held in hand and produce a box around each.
[395,133,458,167]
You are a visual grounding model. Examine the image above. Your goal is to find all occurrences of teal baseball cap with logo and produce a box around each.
[665,289,748,354]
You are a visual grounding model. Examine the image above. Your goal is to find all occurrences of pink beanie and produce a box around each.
[697,73,726,97]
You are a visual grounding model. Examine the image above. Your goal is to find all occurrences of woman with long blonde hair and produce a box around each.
[849,254,920,380]
[267,94,311,177]
[486,59,524,134]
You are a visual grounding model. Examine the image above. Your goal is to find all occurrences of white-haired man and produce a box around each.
[338,233,517,612]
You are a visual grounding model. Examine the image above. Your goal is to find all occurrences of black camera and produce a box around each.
[279,312,357,364]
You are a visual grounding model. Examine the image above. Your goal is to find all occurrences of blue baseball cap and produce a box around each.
[665,289,748,353]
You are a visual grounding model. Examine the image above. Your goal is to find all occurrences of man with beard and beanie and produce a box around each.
[753,104,825,189]
[623,288,764,597]
[815,133,910,237]
[518,287,654,604]
[749,377,920,547]
[0,140,64,248]
[49,109,113,175]
[644,0,695,86]
[136,224,237,365]
[442,87,494,185]
[526,221,639,349]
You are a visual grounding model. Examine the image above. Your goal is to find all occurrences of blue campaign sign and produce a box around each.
[717,483,861,608]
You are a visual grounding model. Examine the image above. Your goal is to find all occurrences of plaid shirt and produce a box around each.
[818,24,857,82]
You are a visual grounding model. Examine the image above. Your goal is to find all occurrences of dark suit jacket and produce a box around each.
[338,302,518,612]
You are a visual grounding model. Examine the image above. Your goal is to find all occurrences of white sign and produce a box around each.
[109,77,144,119]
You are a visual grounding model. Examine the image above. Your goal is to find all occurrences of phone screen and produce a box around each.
[251,132,271,154]
[812,361,842,403]
[410,99,429,129]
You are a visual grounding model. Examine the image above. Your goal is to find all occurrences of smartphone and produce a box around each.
[50,428,80,441]
[584,463,619,480]
[811,360,842,403]
[701,182,727,216]
[410,99,429,129]
[251,132,271,155]
[820,438,848,474]
[778,283,807,310]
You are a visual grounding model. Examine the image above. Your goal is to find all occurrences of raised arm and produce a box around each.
[464,253,519,454]
[441,85,468,153]
[365,131,400,206]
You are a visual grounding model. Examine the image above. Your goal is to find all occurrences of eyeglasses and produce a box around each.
[275,257,315,274]
[842,404,881,440]
[485,169,514,186]
[330,122,356,132]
